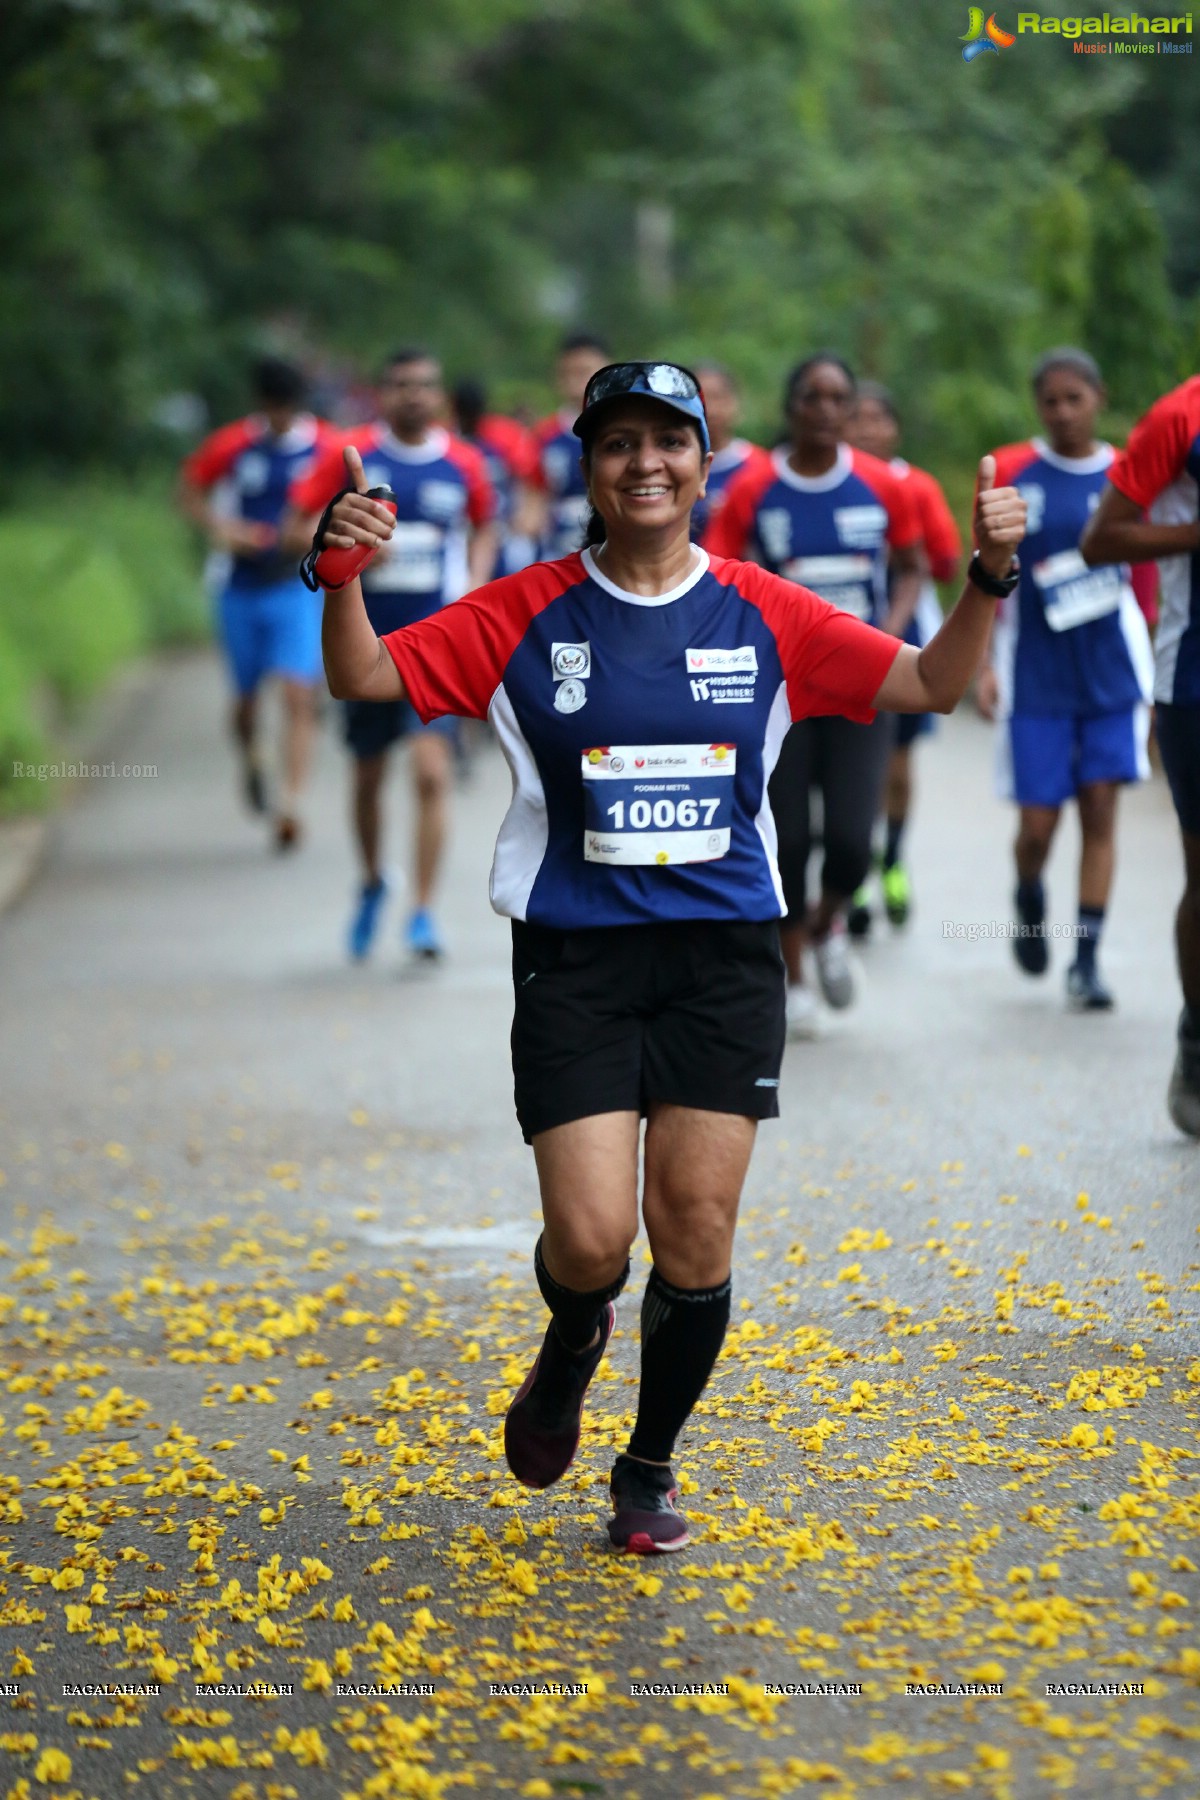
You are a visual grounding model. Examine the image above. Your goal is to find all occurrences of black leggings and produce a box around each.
[769,714,895,923]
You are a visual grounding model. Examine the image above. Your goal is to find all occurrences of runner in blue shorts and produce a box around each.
[976,349,1153,1010]
[311,361,1024,1551]
[179,358,338,849]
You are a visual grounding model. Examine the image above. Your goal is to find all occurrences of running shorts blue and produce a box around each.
[1001,707,1149,808]
[217,578,324,696]
[343,700,459,760]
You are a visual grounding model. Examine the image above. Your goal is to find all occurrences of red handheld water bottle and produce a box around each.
[301,485,397,592]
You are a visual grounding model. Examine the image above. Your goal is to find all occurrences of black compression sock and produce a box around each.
[1076,905,1104,973]
[1016,877,1045,918]
[883,815,905,870]
[627,1267,732,1463]
[534,1233,629,1353]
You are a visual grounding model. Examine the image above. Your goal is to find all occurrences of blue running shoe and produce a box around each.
[348,877,388,961]
[406,908,444,960]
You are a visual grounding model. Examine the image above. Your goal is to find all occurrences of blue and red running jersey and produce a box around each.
[890,457,963,646]
[987,438,1153,718]
[703,443,920,627]
[379,549,901,930]
[293,424,495,637]
[472,415,540,528]
[690,439,765,543]
[182,413,337,589]
[533,410,590,559]
[1106,377,1200,706]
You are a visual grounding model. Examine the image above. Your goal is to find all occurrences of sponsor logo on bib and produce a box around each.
[685,646,758,673]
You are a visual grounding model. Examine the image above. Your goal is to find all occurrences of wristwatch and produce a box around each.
[967,551,1020,598]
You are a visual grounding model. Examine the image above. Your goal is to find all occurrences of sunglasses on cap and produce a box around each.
[574,361,710,453]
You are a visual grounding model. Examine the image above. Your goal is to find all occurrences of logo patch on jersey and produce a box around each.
[1017,482,1045,535]
[686,649,757,705]
[552,642,590,680]
[553,678,588,714]
[833,505,888,549]
[418,480,464,522]
[237,451,271,495]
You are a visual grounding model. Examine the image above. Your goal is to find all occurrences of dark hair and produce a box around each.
[576,410,706,547]
[451,377,487,436]
[855,379,899,425]
[783,351,857,412]
[558,330,610,358]
[1032,346,1103,393]
[383,346,439,373]
[252,356,306,407]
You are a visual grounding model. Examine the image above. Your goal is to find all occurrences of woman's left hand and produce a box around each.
[974,454,1026,575]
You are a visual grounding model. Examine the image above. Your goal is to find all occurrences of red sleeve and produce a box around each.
[289,431,355,516]
[382,559,582,721]
[911,467,963,582]
[181,419,255,489]
[701,451,776,559]
[716,558,902,724]
[848,450,921,552]
[483,416,540,483]
[445,436,497,527]
[1108,383,1199,508]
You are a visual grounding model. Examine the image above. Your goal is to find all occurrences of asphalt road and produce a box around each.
[1,650,1197,1800]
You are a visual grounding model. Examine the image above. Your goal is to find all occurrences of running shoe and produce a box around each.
[1167,1011,1200,1139]
[504,1302,616,1490]
[882,861,911,927]
[348,877,388,961]
[847,883,873,940]
[1013,883,1049,977]
[242,760,268,816]
[405,908,444,961]
[813,923,855,1009]
[1066,962,1114,1012]
[608,1454,690,1555]
[786,983,821,1041]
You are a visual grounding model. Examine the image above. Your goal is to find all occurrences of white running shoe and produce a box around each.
[813,923,855,1010]
[786,983,821,1041]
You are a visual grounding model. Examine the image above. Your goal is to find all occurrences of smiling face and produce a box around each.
[787,360,856,454]
[583,397,711,540]
[1035,365,1103,459]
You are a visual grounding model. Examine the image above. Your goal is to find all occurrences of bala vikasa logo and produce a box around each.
[962,8,1017,56]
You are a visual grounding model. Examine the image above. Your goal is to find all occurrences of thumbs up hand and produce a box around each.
[974,454,1026,577]
[323,446,396,550]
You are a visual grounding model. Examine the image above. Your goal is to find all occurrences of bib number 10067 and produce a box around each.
[581,743,737,867]
[605,795,722,831]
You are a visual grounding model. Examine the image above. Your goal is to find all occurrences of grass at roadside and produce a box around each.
[0,475,209,814]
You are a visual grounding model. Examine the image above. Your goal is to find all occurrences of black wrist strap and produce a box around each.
[299,486,356,592]
[967,550,1020,599]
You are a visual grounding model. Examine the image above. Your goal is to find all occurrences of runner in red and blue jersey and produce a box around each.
[286,348,498,962]
[1082,373,1200,1131]
[451,379,543,576]
[977,349,1153,1013]
[311,359,1025,1553]
[532,332,611,560]
[847,382,963,934]
[179,357,338,850]
[704,354,922,1038]
[689,363,765,543]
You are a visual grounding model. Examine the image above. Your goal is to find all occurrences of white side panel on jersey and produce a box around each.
[1117,586,1155,704]
[1150,471,1199,703]
[750,681,792,915]
[991,606,1017,801]
[487,684,549,922]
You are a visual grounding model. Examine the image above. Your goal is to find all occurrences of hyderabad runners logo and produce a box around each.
[961,7,1016,56]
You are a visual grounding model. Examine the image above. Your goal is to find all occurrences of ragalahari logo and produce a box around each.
[962,7,1017,57]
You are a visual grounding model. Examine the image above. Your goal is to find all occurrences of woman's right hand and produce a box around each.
[323,446,396,550]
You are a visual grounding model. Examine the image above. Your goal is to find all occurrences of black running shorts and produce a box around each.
[510,917,787,1143]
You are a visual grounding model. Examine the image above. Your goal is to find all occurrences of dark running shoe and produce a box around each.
[1167,1012,1200,1139]
[1013,883,1049,976]
[504,1302,615,1490]
[608,1453,690,1555]
[1066,962,1113,1011]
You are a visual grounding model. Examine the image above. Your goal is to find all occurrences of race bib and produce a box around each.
[781,553,874,620]
[364,520,443,594]
[581,744,737,867]
[1032,550,1123,633]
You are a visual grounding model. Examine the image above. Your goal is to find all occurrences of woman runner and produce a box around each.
[704,354,923,1038]
[976,348,1153,1010]
[315,361,1025,1552]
